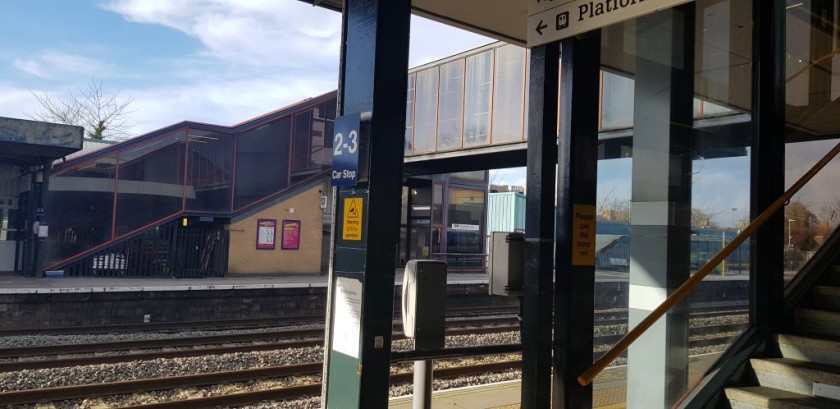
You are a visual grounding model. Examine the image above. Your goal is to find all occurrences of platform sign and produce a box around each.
[527,0,692,47]
[571,204,596,266]
[342,198,363,241]
[332,113,361,186]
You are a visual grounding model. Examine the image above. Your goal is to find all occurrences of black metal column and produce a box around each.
[554,31,600,409]
[750,0,785,330]
[521,43,559,409]
[323,0,410,408]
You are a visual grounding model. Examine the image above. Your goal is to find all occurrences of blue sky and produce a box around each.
[0,0,492,134]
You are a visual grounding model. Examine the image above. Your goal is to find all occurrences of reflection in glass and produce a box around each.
[594,1,753,407]
[600,71,634,130]
[293,111,312,171]
[186,130,234,212]
[405,73,416,154]
[234,117,291,209]
[784,0,840,283]
[447,188,484,254]
[413,68,439,154]
[115,132,186,236]
[47,155,118,263]
[491,45,525,144]
[464,51,493,147]
[437,60,464,151]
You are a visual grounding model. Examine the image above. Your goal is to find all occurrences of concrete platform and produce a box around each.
[0,268,750,294]
[0,271,490,294]
[388,353,722,408]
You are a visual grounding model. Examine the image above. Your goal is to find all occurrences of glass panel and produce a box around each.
[595,1,753,406]
[491,45,525,144]
[409,185,432,260]
[450,170,487,182]
[464,50,493,147]
[783,1,840,282]
[185,130,234,212]
[311,103,332,168]
[46,155,118,263]
[294,111,312,171]
[446,188,484,254]
[432,183,443,225]
[405,73,415,154]
[601,71,635,130]
[413,67,439,154]
[115,131,186,237]
[234,117,291,210]
[437,59,465,151]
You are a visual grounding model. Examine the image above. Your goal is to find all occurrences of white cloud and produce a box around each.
[0,84,40,119]
[102,0,342,70]
[13,52,110,80]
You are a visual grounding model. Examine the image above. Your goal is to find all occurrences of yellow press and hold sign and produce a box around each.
[572,204,596,266]
[342,198,363,241]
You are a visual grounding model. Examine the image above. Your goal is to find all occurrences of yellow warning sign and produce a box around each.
[342,198,363,241]
[572,204,596,266]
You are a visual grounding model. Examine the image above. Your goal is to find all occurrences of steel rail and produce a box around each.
[0,363,323,405]
[119,360,524,409]
[0,316,521,360]
[0,323,522,372]
[578,141,840,386]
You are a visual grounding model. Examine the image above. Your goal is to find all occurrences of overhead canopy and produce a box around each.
[0,117,83,165]
[302,0,529,45]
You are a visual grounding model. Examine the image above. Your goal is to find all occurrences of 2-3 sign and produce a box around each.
[334,129,358,156]
[332,113,361,186]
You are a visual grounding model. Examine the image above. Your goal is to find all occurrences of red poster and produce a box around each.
[256,219,276,250]
[282,220,301,250]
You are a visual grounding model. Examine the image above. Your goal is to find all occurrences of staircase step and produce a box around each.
[812,286,840,311]
[751,358,840,397]
[794,308,840,338]
[725,386,839,409]
[777,334,840,367]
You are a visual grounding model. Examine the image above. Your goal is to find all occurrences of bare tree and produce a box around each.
[29,79,134,140]
[597,188,631,221]
[819,194,840,229]
[692,206,720,228]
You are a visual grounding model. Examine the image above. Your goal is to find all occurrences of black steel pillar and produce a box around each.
[750,0,785,330]
[323,0,410,408]
[521,43,559,409]
[553,31,600,409]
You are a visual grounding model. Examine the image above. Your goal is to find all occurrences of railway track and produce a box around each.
[0,305,521,337]
[0,359,523,407]
[0,303,750,407]
[0,319,745,373]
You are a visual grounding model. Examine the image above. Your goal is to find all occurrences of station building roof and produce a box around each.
[0,117,83,166]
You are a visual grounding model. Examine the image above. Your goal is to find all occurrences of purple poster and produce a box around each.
[282,220,301,250]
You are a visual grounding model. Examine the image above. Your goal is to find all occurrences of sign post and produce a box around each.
[332,113,361,187]
[527,0,693,47]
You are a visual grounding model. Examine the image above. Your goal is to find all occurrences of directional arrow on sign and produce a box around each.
[535,20,547,35]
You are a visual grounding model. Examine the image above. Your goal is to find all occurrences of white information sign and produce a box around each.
[332,277,362,358]
[451,223,480,232]
[527,0,692,47]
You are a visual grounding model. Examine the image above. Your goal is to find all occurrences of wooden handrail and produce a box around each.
[578,141,840,386]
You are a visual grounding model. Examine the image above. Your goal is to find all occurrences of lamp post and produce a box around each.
[788,219,796,249]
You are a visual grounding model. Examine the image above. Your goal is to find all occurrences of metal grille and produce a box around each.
[58,219,229,278]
